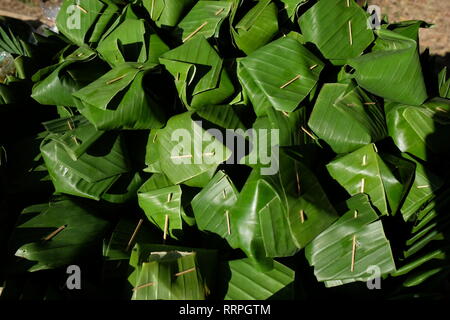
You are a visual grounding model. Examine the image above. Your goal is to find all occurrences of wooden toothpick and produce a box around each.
[351,235,357,272]
[76,4,87,14]
[354,210,358,218]
[42,225,67,241]
[360,178,365,193]
[133,282,155,291]
[163,214,169,241]
[301,126,316,140]
[225,210,231,235]
[417,185,430,189]
[167,193,173,203]
[170,154,193,159]
[281,111,290,117]
[152,133,158,143]
[72,135,80,145]
[348,20,353,46]
[126,219,144,252]
[106,75,126,85]
[215,8,225,16]
[300,210,305,224]
[309,64,318,70]
[364,102,376,105]
[280,74,301,89]
[175,267,196,277]
[183,21,208,42]
[346,0,350,7]
[67,119,75,130]
[203,152,215,157]
[362,155,367,166]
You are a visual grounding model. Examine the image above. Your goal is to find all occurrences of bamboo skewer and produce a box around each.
[170,154,193,159]
[43,225,67,241]
[348,20,353,46]
[133,282,155,291]
[106,75,126,85]
[76,5,88,14]
[351,235,357,272]
[163,214,169,241]
[301,126,316,140]
[215,8,225,16]
[300,210,305,224]
[280,75,301,89]
[225,210,231,235]
[126,219,143,251]
[175,267,196,277]
[183,22,208,42]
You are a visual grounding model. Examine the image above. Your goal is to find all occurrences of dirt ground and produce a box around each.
[0,0,448,57]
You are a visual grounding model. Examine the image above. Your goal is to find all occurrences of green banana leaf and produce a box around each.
[142,0,196,28]
[73,62,166,130]
[128,243,218,294]
[348,29,428,105]
[386,99,450,161]
[387,20,431,43]
[132,251,206,300]
[144,129,162,173]
[299,0,374,62]
[154,112,231,185]
[0,25,33,57]
[230,0,279,55]
[195,104,246,132]
[159,36,235,109]
[42,115,105,161]
[97,18,169,67]
[138,175,184,240]
[103,218,160,261]
[13,199,110,272]
[219,258,295,300]
[238,36,324,116]
[305,194,396,285]
[231,151,337,269]
[89,0,120,43]
[438,67,450,99]
[279,0,307,22]
[31,47,103,107]
[40,132,130,201]
[400,154,443,222]
[327,143,406,216]
[56,0,117,46]
[191,170,240,248]
[175,1,232,42]
[308,83,387,154]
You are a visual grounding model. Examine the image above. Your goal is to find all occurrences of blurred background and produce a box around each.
[0,0,448,65]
